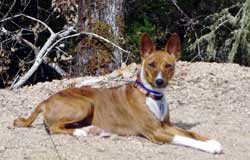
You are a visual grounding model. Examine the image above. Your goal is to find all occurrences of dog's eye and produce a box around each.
[165,64,172,68]
[148,62,156,68]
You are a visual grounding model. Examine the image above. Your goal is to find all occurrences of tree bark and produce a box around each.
[74,0,125,76]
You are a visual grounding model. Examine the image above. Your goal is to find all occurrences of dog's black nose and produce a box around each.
[155,79,164,87]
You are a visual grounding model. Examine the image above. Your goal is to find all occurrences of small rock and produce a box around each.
[96,147,106,152]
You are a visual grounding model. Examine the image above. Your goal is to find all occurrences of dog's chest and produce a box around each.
[145,96,168,121]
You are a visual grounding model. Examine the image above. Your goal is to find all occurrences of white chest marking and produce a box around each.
[146,96,168,121]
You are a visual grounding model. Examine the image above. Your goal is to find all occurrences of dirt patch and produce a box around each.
[1,61,250,160]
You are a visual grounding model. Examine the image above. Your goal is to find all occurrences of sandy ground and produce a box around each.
[1,61,250,160]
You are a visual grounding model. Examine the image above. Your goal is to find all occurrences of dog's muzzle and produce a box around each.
[155,79,167,88]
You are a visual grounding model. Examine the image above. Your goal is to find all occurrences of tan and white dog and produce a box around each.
[14,33,222,154]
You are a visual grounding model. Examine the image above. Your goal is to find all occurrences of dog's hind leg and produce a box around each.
[49,122,75,135]
[73,125,111,137]
[45,96,95,135]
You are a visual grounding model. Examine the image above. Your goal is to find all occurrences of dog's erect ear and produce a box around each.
[165,33,180,59]
[140,33,155,58]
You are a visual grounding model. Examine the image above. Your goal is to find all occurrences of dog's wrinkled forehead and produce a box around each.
[147,51,176,62]
[143,51,177,69]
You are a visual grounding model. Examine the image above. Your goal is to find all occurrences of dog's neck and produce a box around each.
[136,63,168,121]
[134,80,164,100]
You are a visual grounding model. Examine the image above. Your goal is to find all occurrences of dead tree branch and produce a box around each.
[43,31,131,59]
[1,14,130,89]
[1,12,130,89]
[21,38,67,76]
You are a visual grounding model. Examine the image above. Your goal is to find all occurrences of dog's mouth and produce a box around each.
[154,83,167,88]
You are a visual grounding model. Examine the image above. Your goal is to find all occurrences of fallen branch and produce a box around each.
[21,38,67,76]
[47,63,67,76]
[3,14,130,89]
[11,33,58,89]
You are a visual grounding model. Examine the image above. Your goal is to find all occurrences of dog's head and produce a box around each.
[140,33,180,89]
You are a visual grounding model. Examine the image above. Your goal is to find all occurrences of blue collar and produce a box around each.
[134,80,164,100]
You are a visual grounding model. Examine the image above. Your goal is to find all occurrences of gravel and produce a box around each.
[0,61,250,160]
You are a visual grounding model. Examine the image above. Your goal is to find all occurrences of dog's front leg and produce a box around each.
[146,128,222,154]
[163,126,223,154]
[143,128,174,144]
[163,125,209,141]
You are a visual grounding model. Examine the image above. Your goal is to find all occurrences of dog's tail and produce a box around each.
[13,103,44,127]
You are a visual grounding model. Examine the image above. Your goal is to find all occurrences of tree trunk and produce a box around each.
[74,0,125,76]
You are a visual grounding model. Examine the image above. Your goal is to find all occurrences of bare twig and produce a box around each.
[55,46,68,55]
[47,63,67,76]
[48,31,131,57]
[1,0,16,20]
[0,13,54,34]
[22,0,33,13]
[170,0,202,60]
[170,0,190,19]
[0,0,5,12]
[22,38,40,54]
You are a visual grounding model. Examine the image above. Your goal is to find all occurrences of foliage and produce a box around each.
[125,0,174,62]
[125,0,249,65]
[189,0,250,65]
[52,0,78,27]
[125,17,157,62]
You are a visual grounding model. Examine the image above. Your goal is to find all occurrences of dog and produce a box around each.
[14,33,222,154]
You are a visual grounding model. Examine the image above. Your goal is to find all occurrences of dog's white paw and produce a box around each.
[204,140,223,154]
[73,129,88,137]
